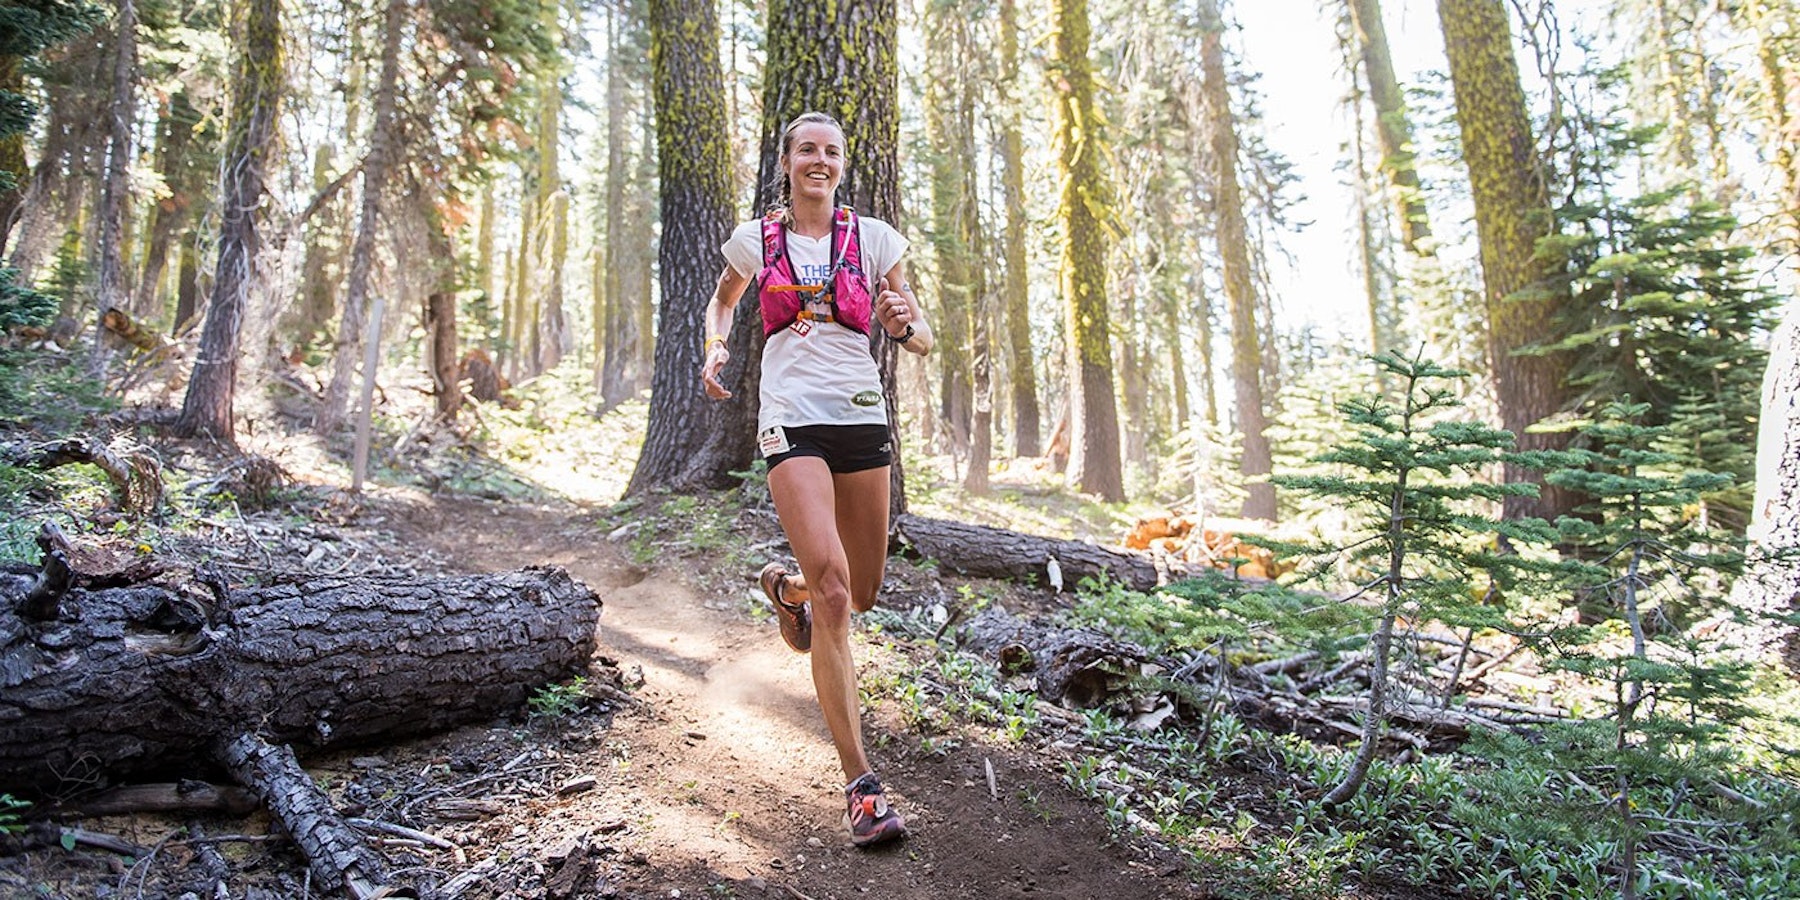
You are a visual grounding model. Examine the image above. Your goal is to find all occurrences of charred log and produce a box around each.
[0,562,601,791]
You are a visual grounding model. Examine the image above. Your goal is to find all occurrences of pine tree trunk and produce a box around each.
[1733,284,1800,675]
[962,9,992,495]
[422,202,460,422]
[1438,0,1572,522]
[631,108,657,391]
[0,56,24,260]
[172,233,198,335]
[91,0,138,365]
[599,4,633,410]
[1347,0,1431,255]
[320,0,405,434]
[173,0,281,443]
[759,0,904,511]
[998,0,1041,459]
[1120,276,1148,471]
[8,65,103,283]
[535,63,568,375]
[134,91,200,320]
[1053,0,1124,503]
[1199,0,1274,520]
[289,144,341,352]
[477,180,496,337]
[927,3,972,458]
[628,0,737,494]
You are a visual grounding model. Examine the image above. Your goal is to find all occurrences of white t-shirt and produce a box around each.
[722,215,908,434]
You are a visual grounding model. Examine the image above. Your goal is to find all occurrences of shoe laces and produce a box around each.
[846,774,888,819]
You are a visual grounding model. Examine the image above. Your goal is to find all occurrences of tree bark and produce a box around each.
[216,732,405,899]
[1199,0,1274,520]
[1732,308,1800,675]
[174,0,282,443]
[759,0,904,513]
[0,563,600,789]
[320,0,406,434]
[1347,0,1431,255]
[629,0,737,494]
[1053,0,1124,502]
[91,0,138,367]
[998,0,1041,459]
[134,90,201,319]
[1438,0,1572,522]
[598,3,635,409]
[427,290,460,421]
[893,513,1166,592]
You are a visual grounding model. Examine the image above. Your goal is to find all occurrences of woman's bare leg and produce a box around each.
[833,467,891,612]
[767,457,873,782]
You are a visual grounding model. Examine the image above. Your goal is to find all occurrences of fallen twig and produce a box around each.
[350,817,467,865]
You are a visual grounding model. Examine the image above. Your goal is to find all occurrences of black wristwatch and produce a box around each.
[886,325,915,344]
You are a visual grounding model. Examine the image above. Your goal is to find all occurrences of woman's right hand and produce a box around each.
[700,341,732,399]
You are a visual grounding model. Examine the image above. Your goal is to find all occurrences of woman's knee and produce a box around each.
[807,568,855,627]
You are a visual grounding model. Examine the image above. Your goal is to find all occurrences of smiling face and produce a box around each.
[781,119,846,205]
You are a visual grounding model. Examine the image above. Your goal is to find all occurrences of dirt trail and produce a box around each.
[416,495,1204,900]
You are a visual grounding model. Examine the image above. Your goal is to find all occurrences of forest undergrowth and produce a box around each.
[3,351,1800,899]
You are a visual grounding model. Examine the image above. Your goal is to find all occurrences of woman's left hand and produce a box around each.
[875,277,911,337]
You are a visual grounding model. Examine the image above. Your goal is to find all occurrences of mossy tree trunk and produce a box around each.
[1198,0,1273,519]
[0,56,25,260]
[1438,0,1573,522]
[598,2,636,410]
[628,0,737,494]
[1052,0,1123,502]
[926,0,973,460]
[534,49,569,376]
[1347,0,1430,256]
[760,0,904,511]
[997,0,1040,459]
[174,0,281,443]
[135,91,206,319]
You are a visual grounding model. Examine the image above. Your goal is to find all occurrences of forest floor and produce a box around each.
[0,381,1449,900]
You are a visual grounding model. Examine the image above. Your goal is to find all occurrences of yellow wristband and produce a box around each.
[704,335,725,354]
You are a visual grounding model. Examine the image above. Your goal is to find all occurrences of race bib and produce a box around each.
[759,426,792,457]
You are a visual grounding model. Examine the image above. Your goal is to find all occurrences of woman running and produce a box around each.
[698,111,933,847]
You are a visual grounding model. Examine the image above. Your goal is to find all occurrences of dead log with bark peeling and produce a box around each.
[0,548,601,789]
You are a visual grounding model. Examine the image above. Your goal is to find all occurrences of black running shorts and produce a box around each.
[759,423,893,474]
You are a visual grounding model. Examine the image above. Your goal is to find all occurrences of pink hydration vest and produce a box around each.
[758,207,873,337]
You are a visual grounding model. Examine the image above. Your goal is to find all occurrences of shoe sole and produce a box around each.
[847,815,907,847]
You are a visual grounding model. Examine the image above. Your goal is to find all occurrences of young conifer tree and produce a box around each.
[1461,405,1756,900]
[1270,351,1563,806]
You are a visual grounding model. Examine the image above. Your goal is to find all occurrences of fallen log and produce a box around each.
[893,513,1171,591]
[218,732,407,899]
[0,555,601,789]
[1,434,164,514]
[955,605,1149,709]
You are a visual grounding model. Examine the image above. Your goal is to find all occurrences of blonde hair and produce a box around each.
[773,112,846,220]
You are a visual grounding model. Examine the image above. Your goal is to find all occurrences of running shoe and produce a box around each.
[760,562,811,653]
[843,772,907,847]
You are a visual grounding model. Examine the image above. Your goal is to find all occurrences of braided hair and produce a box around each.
[773,111,845,225]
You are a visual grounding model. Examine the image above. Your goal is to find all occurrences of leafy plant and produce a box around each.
[527,676,588,719]
[0,794,28,835]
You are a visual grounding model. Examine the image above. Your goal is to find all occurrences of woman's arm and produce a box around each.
[700,265,751,399]
[873,260,933,356]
